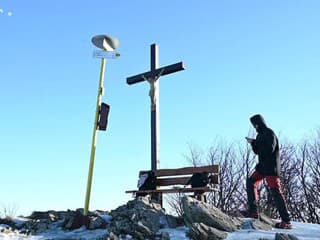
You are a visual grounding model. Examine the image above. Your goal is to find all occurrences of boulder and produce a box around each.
[88,216,107,230]
[0,218,16,229]
[135,220,154,238]
[251,219,272,230]
[243,218,272,231]
[157,231,170,240]
[165,214,184,228]
[189,222,227,240]
[29,219,50,234]
[259,212,275,226]
[109,197,167,239]
[28,211,59,222]
[0,224,12,234]
[275,233,300,240]
[62,210,89,230]
[62,209,109,230]
[182,196,243,232]
[108,232,120,240]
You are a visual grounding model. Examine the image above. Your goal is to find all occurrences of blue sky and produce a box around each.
[1,1,319,216]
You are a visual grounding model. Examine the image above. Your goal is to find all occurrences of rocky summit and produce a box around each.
[0,196,302,240]
[0,197,184,239]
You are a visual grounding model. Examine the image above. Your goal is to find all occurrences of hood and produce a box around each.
[250,114,267,132]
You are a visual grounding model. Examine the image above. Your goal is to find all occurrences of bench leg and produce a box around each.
[203,194,207,203]
[194,193,206,203]
[151,193,163,207]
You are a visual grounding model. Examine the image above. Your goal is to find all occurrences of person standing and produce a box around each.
[246,114,292,229]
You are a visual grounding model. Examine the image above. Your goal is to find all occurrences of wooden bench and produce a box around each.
[126,165,219,205]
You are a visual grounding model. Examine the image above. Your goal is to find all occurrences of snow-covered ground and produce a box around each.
[226,221,320,240]
[1,220,319,240]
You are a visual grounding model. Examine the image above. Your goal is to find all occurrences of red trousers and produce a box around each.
[250,171,282,201]
[247,171,290,222]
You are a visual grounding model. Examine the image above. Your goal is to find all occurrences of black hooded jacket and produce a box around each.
[250,114,280,176]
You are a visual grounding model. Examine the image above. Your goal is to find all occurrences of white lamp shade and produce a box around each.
[91,35,120,51]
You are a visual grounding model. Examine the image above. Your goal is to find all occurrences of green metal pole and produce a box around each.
[84,57,106,216]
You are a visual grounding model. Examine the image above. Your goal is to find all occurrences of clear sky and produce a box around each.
[1,1,319,216]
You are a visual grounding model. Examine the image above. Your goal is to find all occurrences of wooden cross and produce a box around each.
[127,44,185,171]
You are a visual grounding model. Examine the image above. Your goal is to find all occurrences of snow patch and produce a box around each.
[99,214,112,224]
[226,221,320,240]
[158,227,190,240]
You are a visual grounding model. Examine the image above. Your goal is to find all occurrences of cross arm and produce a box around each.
[126,62,185,85]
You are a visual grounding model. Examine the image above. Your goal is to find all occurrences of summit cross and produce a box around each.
[127,44,185,171]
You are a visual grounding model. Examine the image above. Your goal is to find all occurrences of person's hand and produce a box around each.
[245,137,254,144]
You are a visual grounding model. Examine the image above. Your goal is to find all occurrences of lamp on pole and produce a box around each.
[84,34,120,216]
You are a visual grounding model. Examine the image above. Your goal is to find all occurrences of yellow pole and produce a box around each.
[84,57,106,216]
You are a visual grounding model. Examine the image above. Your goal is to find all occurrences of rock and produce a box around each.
[109,197,166,239]
[108,232,120,240]
[275,233,300,240]
[30,219,50,234]
[259,213,275,226]
[88,216,107,230]
[157,231,170,240]
[0,224,12,234]
[1,209,113,238]
[18,228,31,235]
[135,221,154,238]
[166,214,183,228]
[242,218,270,231]
[182,196,243,232]
[0,218,16,229]
[28,211,59,222]
[251,219,272,230]
[75,208,85,215]
[240,213,273,231]
[63,211,90,230]
[188,222,227,240]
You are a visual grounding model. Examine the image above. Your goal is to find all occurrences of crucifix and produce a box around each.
[127,44,185,171]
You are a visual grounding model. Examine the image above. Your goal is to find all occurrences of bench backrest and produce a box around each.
[139,165,219,187]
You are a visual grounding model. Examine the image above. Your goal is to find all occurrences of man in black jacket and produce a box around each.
[246,114,292,229]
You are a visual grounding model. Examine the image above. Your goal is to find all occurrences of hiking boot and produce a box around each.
[275,221,292,229]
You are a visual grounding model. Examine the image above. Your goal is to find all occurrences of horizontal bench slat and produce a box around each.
[157,177,190,186]
[140,165,219,177]
[125,186,215,194]
[157,175,220,186]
